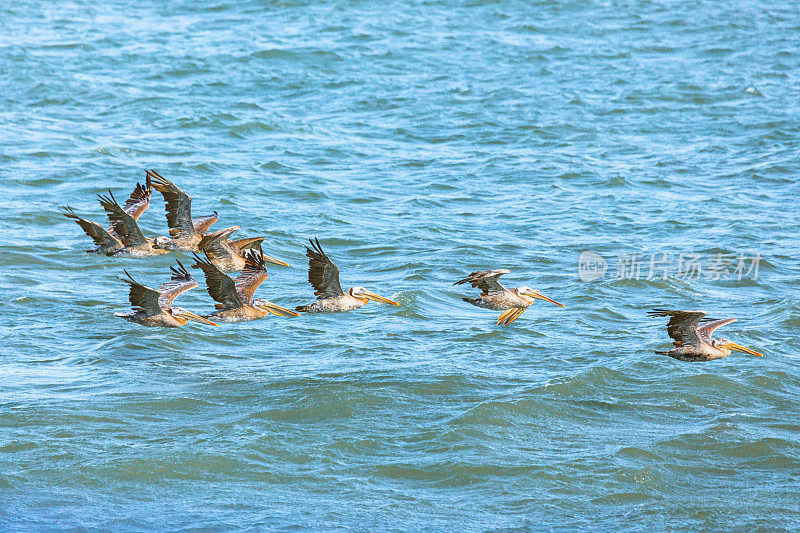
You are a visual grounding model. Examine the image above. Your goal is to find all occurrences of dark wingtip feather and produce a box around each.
[648,309,717,324]
[191,252,210,270]
[170,260,192,281]
[312,237,325,256]
[244,249,265,268]
[97,190,119,209]
[306,237,325,260]
[131,179,151,201]
[119,269,137,285]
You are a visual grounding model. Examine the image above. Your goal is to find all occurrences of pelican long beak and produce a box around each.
[256,301,300,317]
[529,292,565,307]
[363,290,400,306]
[723,341,763,357]
[262,254,289,267]
[177,310,217,326]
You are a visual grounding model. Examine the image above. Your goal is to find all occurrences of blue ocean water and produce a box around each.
[1,0,799,530]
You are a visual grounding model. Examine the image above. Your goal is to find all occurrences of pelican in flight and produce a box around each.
[192,250,298,322]
[147,169,219,252]
[97,191,169,257]
[115,261,216,327]
[198,226,288,272]
[456,269,564,325]
[60,177,152,255]
[648,309,763,361]
[295,238,399,313]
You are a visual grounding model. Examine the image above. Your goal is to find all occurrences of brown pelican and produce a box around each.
[295,238,399,313]
[115,261,216,327]
[146,169,219,251]
[648,309,763,361]
[456,269,564,325]
[192,250,298,322]
[198,226,288,272]
[97,191,169,257]
[60,177,152,255]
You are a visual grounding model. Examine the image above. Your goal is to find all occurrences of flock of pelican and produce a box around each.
[62,171,763,362]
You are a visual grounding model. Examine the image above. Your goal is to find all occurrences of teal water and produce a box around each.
[2,0,800,530]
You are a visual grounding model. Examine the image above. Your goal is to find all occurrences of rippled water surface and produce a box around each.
[2,0,800,530]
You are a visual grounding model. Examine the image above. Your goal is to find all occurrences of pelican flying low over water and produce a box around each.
[192,250,298,322]
[456,269,565,325]
[147,169,219,252]
[97,191,169,257]
[116,261,216,327]
[61,177,152,255]
[198,226,288,272]
[648,309,763,362]
[295,238,400,313]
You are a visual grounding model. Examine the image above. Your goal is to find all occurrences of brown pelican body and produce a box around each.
[198,226,287,272]
[296,238,399,313]
[61,177,152,255]
[649,309,763,362]
[456,269,564,325]
[98,192,169,257]
[192,250,298,322]
[115,261,216,327]
[147,169,218,252]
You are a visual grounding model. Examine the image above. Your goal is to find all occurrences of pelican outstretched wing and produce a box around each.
[156,261,198,309]
[305,238,343,299]
[97,191,147,247]
[60,206,121,248]
[198,226,240,266]
[147,169,196,238]
[192,253,242,310]
[455,269,510,295]
[192,211,219,235]
[235,250,269,302]
[122,174,152,220]
[648,309,712,348]
[230,236,264,254]
[697,318,737,341]
[118,270,161,316]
